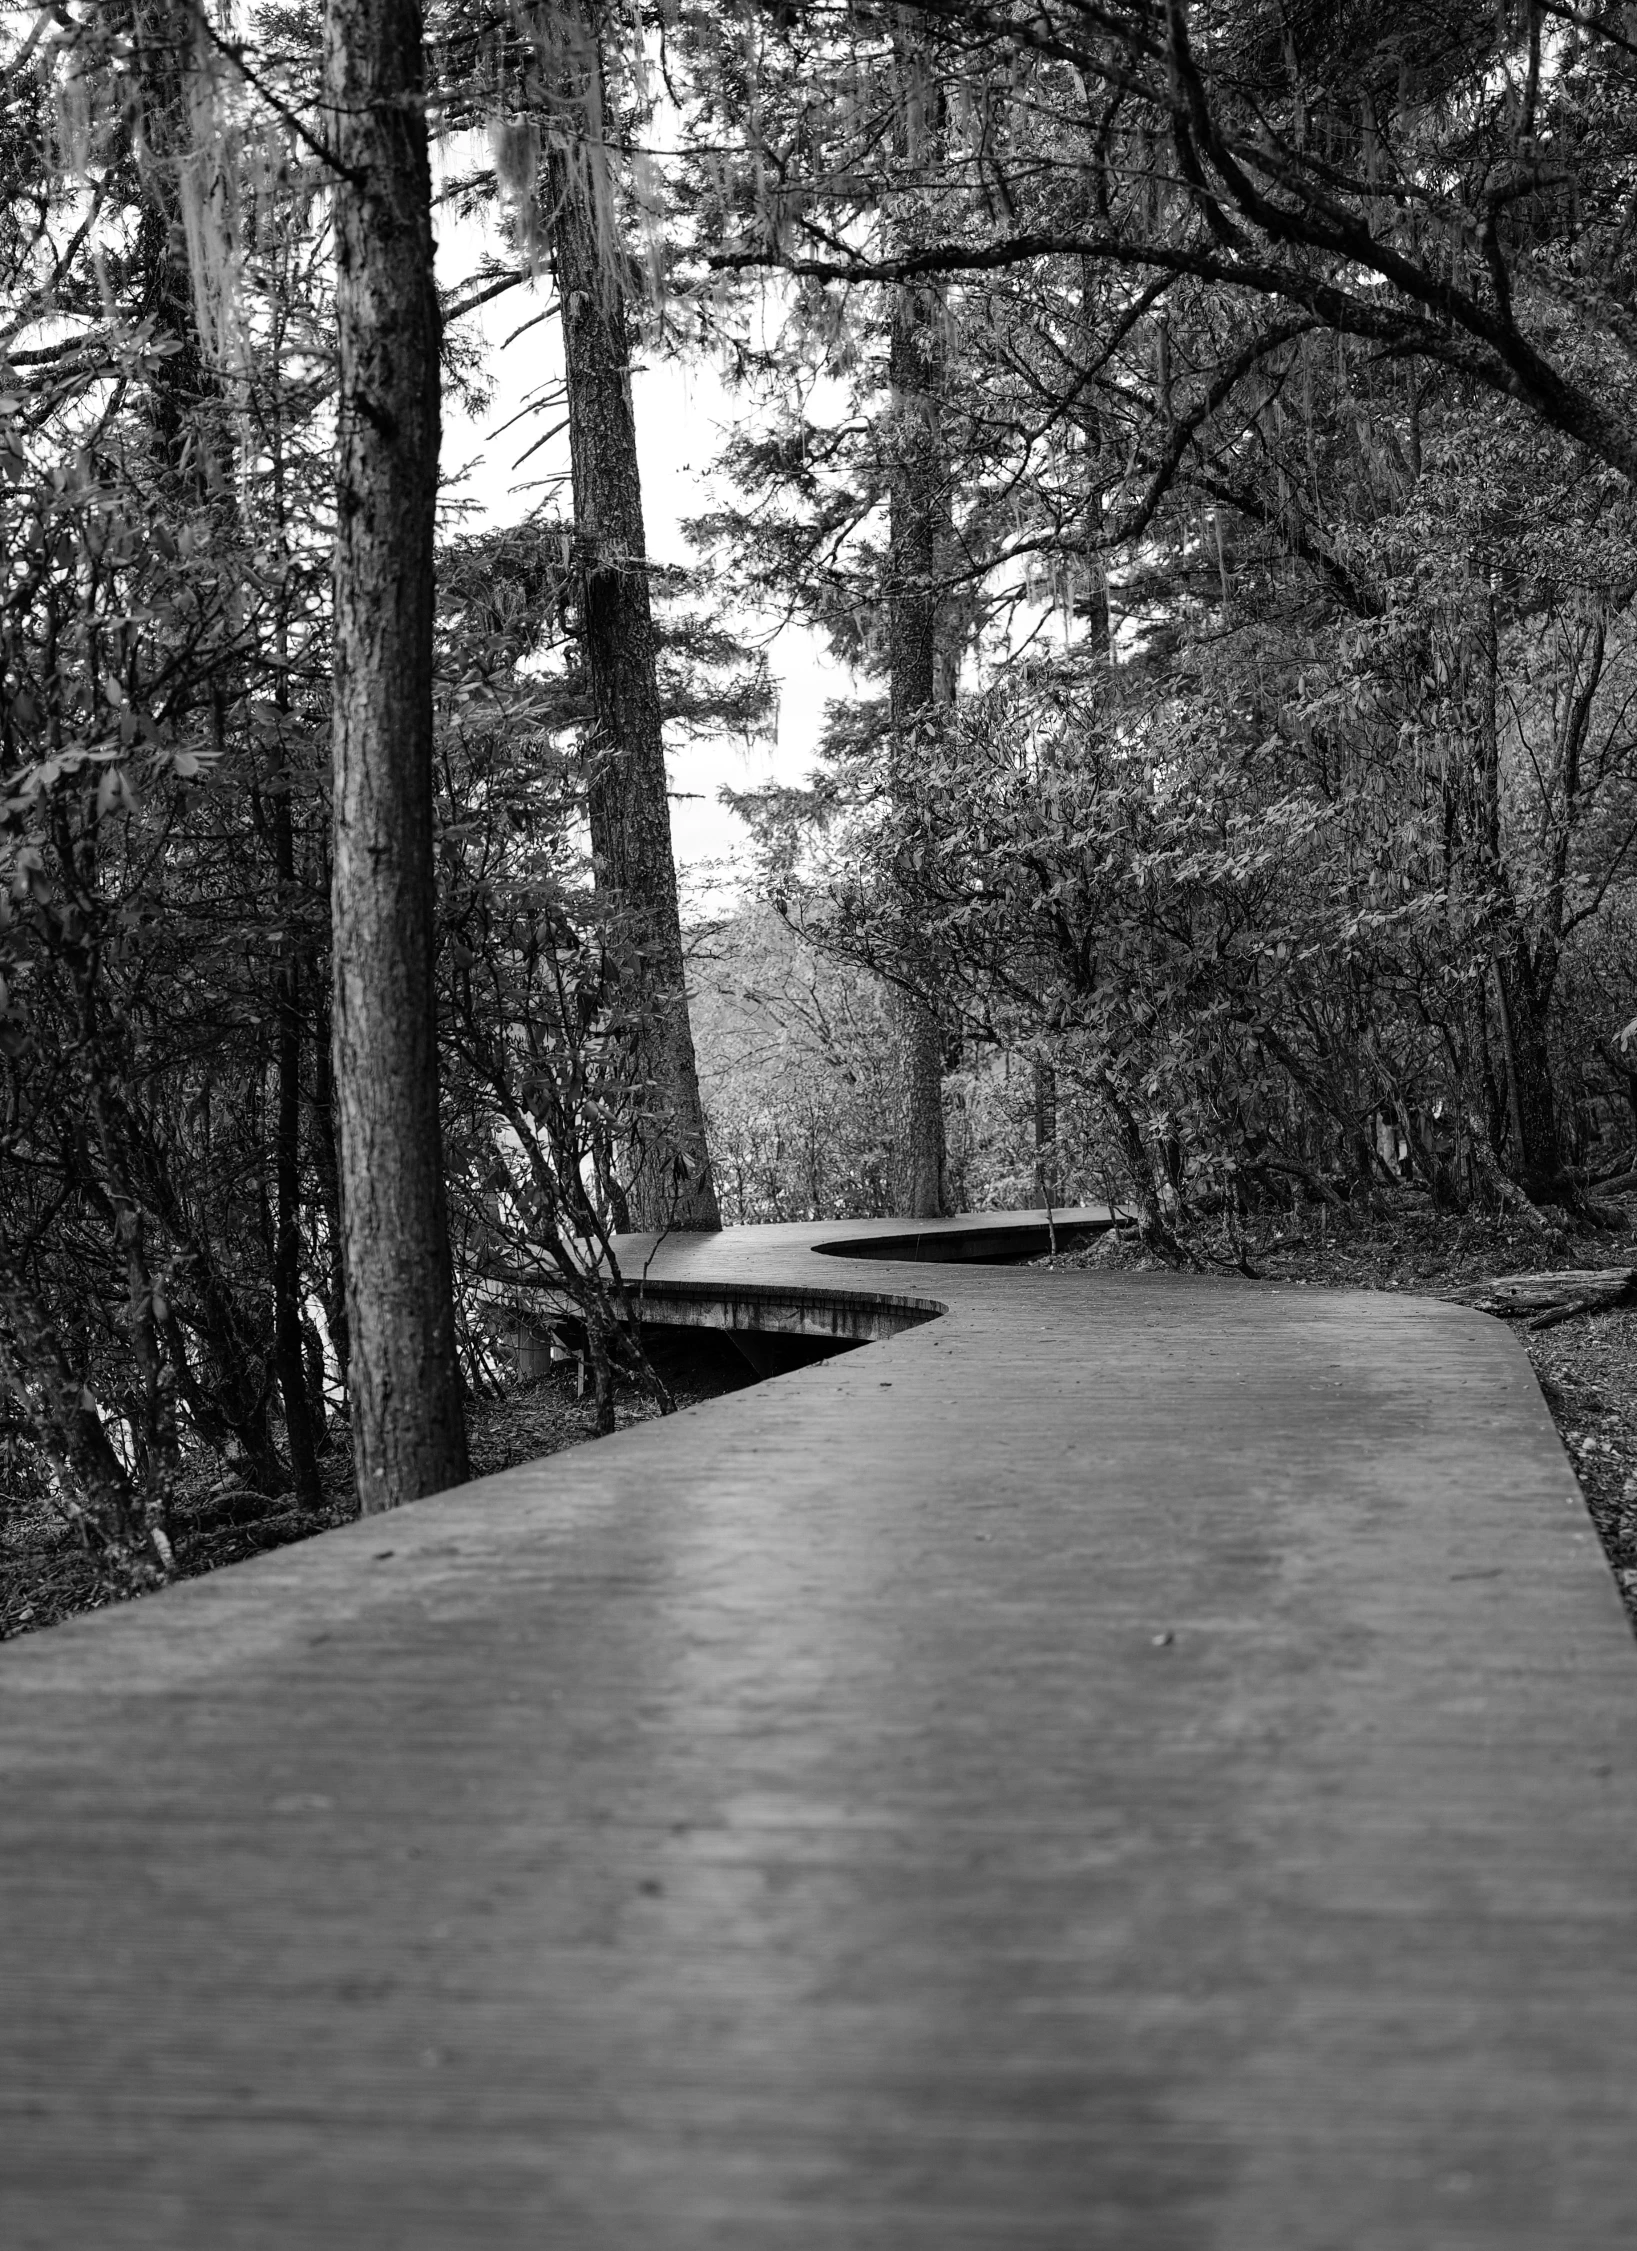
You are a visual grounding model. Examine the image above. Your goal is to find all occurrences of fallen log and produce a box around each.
[1466,1267,1637,1331]
[1589,1143,1637,1184]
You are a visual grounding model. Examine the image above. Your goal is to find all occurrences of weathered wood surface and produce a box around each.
[4,1211,1637,2247]
[1466,1265,1637,1330]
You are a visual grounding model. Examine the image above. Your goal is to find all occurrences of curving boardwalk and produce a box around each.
[3,1211,1637,2247]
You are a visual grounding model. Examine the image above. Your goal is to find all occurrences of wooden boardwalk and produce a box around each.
[4,1212,1637,2247]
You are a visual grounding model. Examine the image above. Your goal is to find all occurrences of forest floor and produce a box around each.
[1050,1192,1637,1635]
[0,1353,748,1645]
[5,1200,1635,1643]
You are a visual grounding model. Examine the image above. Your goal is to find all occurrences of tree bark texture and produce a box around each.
[886,259,951,1220]
[325,0,468,1511]
[544,3,721,1234]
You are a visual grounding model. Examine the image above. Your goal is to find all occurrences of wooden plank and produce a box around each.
[3,1219,1636,2246]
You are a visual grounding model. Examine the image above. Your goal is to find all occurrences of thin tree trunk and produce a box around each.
[1033,1060,1059,1206]
[543,0,720,1234]
[267,309,327,1488]
[1078,255,1114,659]
[272,783,322,1512]
[325,0,468,1511]
[1472,577,1563,1200]
[309,969,350,1388]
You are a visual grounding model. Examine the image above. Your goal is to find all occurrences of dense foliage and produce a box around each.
[690,0,1637,1249]
[0,2,751,1576]
[3,1,1636,1589]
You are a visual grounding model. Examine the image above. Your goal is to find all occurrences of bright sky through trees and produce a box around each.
[436,211,848,905]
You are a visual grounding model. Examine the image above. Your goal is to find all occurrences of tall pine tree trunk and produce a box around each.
[543,0,720,1234]
[886,39,950,1220]
[325,0,468,1510]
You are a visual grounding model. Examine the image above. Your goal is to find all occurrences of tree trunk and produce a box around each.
[892,989,947,1218]
[272,783,323,1512]
[1077,239,1112,656]
[1492,940,1562,1203]
[543,0,720,1235]
[1033,1060,1059,1206]
[126,1,217,478]
[309,970,350,1388]
[325,0,468,1511]
[1471,578,1564,1202]
[885,49,950,1220]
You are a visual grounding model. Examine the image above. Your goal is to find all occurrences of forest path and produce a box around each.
[3,1213,1637,2246]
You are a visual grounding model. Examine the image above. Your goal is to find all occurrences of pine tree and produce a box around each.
[535,0,721,1232]
[325,0,468,1507]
